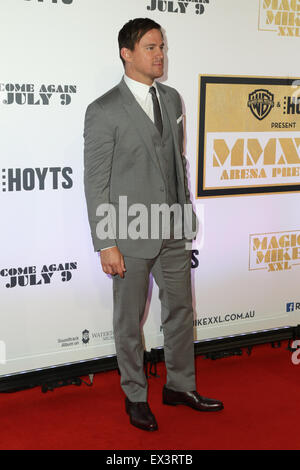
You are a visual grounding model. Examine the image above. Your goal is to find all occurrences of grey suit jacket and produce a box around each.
[83,78,197,258]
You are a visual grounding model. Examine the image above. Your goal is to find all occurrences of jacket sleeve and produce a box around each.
[175,90,199,240]
[175,92,193,205]
[83,101,117,251]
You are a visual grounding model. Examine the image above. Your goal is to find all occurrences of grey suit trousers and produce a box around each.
[113,237,196,402]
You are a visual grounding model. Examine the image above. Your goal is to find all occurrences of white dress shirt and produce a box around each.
[101,75,162,252]
[124,74,162,123]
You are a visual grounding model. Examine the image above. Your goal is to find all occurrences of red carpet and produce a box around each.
[0,341,299,450]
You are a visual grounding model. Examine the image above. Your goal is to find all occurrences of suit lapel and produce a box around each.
[157,83,179,150]
[157,83,184,184]
[118,79,163,175]
[118,78,184,186]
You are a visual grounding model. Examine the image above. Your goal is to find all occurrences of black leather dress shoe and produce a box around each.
[162,386,224,411]
[125,397,158,431]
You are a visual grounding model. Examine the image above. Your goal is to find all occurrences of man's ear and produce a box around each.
[120,47,133,64]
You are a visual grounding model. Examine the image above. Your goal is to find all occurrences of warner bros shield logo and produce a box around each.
[247,89,274,120]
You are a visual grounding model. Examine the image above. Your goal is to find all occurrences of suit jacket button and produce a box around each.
[160,187,165,192]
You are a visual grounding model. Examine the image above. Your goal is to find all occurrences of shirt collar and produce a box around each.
[124,74,158,100]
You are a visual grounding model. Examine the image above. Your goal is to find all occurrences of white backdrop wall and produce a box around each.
[0,0,300,376]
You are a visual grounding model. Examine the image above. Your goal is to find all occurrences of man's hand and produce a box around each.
[100,247,126,278]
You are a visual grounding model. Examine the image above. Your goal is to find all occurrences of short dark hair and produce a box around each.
[118,18,162,66]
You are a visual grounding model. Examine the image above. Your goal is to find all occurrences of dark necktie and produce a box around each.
[149,86,163,137]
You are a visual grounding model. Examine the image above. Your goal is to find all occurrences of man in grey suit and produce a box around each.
[84,18,223,431]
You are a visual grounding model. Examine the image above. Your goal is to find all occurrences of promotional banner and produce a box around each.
[0,0,299,377]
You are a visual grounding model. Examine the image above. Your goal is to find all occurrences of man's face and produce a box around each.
[122,28,164,85]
